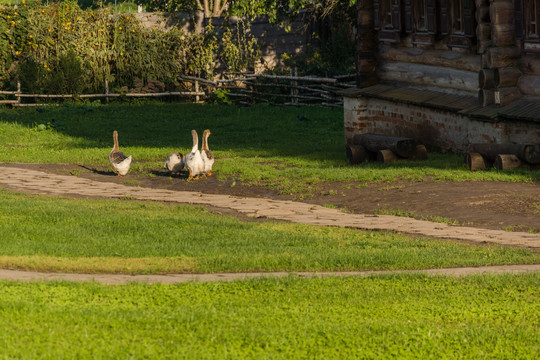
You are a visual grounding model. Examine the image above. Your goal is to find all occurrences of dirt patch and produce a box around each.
[4,162,540,232]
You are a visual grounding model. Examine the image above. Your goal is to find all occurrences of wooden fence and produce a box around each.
[181,72,356,107]
[0,73,355,107]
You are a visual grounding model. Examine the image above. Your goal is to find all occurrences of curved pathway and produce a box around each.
[1,165,539,248]
[0,164,539,284]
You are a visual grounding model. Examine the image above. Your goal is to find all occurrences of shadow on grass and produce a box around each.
[0,103,343,159]
[1,103,539,181]
[79,165,116,177]
[149,169,189,179]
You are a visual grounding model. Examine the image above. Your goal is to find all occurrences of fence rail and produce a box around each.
[0,73,355,107]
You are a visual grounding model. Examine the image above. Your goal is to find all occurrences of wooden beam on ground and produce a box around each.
[353,133,416,158]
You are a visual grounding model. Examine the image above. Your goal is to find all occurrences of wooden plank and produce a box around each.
[356,84,395,96]
[498,99,540,123]
[465,104,499,121]
[423,94,477,111]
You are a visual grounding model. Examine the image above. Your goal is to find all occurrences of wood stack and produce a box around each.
[346,133,427,165]
[466,143,540,171]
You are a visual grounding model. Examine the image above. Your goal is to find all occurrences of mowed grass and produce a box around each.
[0,274,539,359]
[0,189,538,274]
[0,102,538,358]
[0,103,537,197]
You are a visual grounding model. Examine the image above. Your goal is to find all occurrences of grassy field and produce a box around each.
[0,103,537,197]
[0,274,538,359]
[1,189,538,274]
[0,102,539,358]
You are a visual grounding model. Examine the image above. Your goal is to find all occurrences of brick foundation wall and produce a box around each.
[344,96,540,152]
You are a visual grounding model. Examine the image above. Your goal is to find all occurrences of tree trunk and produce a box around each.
[495,154,522,170]
[485,47,520,69]
[478,89,495,106]
[410,145,428,161]
[377,61,478,93]
[489,1,514,25]
[479,69,495,89]
[476,23,491,41]
[353,133,416,158]
[517,74,540,96]
[470,143,540,164]
[495,86,521,106]
[495,67,521,88]
[377,149,399,163]
[492,24,515,47]
[465,152,488,171]
[346,144,369,165]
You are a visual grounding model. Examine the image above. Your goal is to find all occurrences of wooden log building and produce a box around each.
[342,0,540,152]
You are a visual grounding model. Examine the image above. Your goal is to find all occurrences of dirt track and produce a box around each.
[0,265,539,285]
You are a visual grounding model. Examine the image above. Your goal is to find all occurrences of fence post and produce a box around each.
[195,80,200,103]
[16,81,21,106]
[291,67,298,105]
[105,80,109,104]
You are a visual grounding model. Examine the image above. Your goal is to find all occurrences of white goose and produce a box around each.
[201,129,214,176]
[184,129,204,180]
[108,130,132,176]
[164,152,184,176]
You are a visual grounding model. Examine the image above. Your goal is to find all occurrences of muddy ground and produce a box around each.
[5,163,540,232]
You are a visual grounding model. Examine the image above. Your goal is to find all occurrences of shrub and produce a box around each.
[47,50,85,95]
[0,1,261,94]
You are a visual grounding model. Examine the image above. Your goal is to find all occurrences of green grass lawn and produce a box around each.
[0,103,537,197]
[0,189,538,274]
[0,274,538,359]
[1,102,539,358]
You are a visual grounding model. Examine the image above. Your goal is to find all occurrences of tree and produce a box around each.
[140,0,226,16]
[141,0,356,22]
[197,0,228,17]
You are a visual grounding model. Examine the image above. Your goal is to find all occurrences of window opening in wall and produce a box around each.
[453,0,463,35]
[373,0,475,49]
[527,1,539,39]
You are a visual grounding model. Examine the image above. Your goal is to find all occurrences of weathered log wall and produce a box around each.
[377,62,479,95]
[518,56,540,97]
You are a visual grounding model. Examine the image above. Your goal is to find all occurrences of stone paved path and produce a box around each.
[1,165,539,249]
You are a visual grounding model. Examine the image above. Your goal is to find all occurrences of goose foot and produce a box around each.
[207,171,213,176]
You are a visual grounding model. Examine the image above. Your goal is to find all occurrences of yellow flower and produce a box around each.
[120,52,123,56]
[15,51,20,55]
[48,29,51,32]
[7,15,10,18]
[29,34,32,38]
[119,26,122,30]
